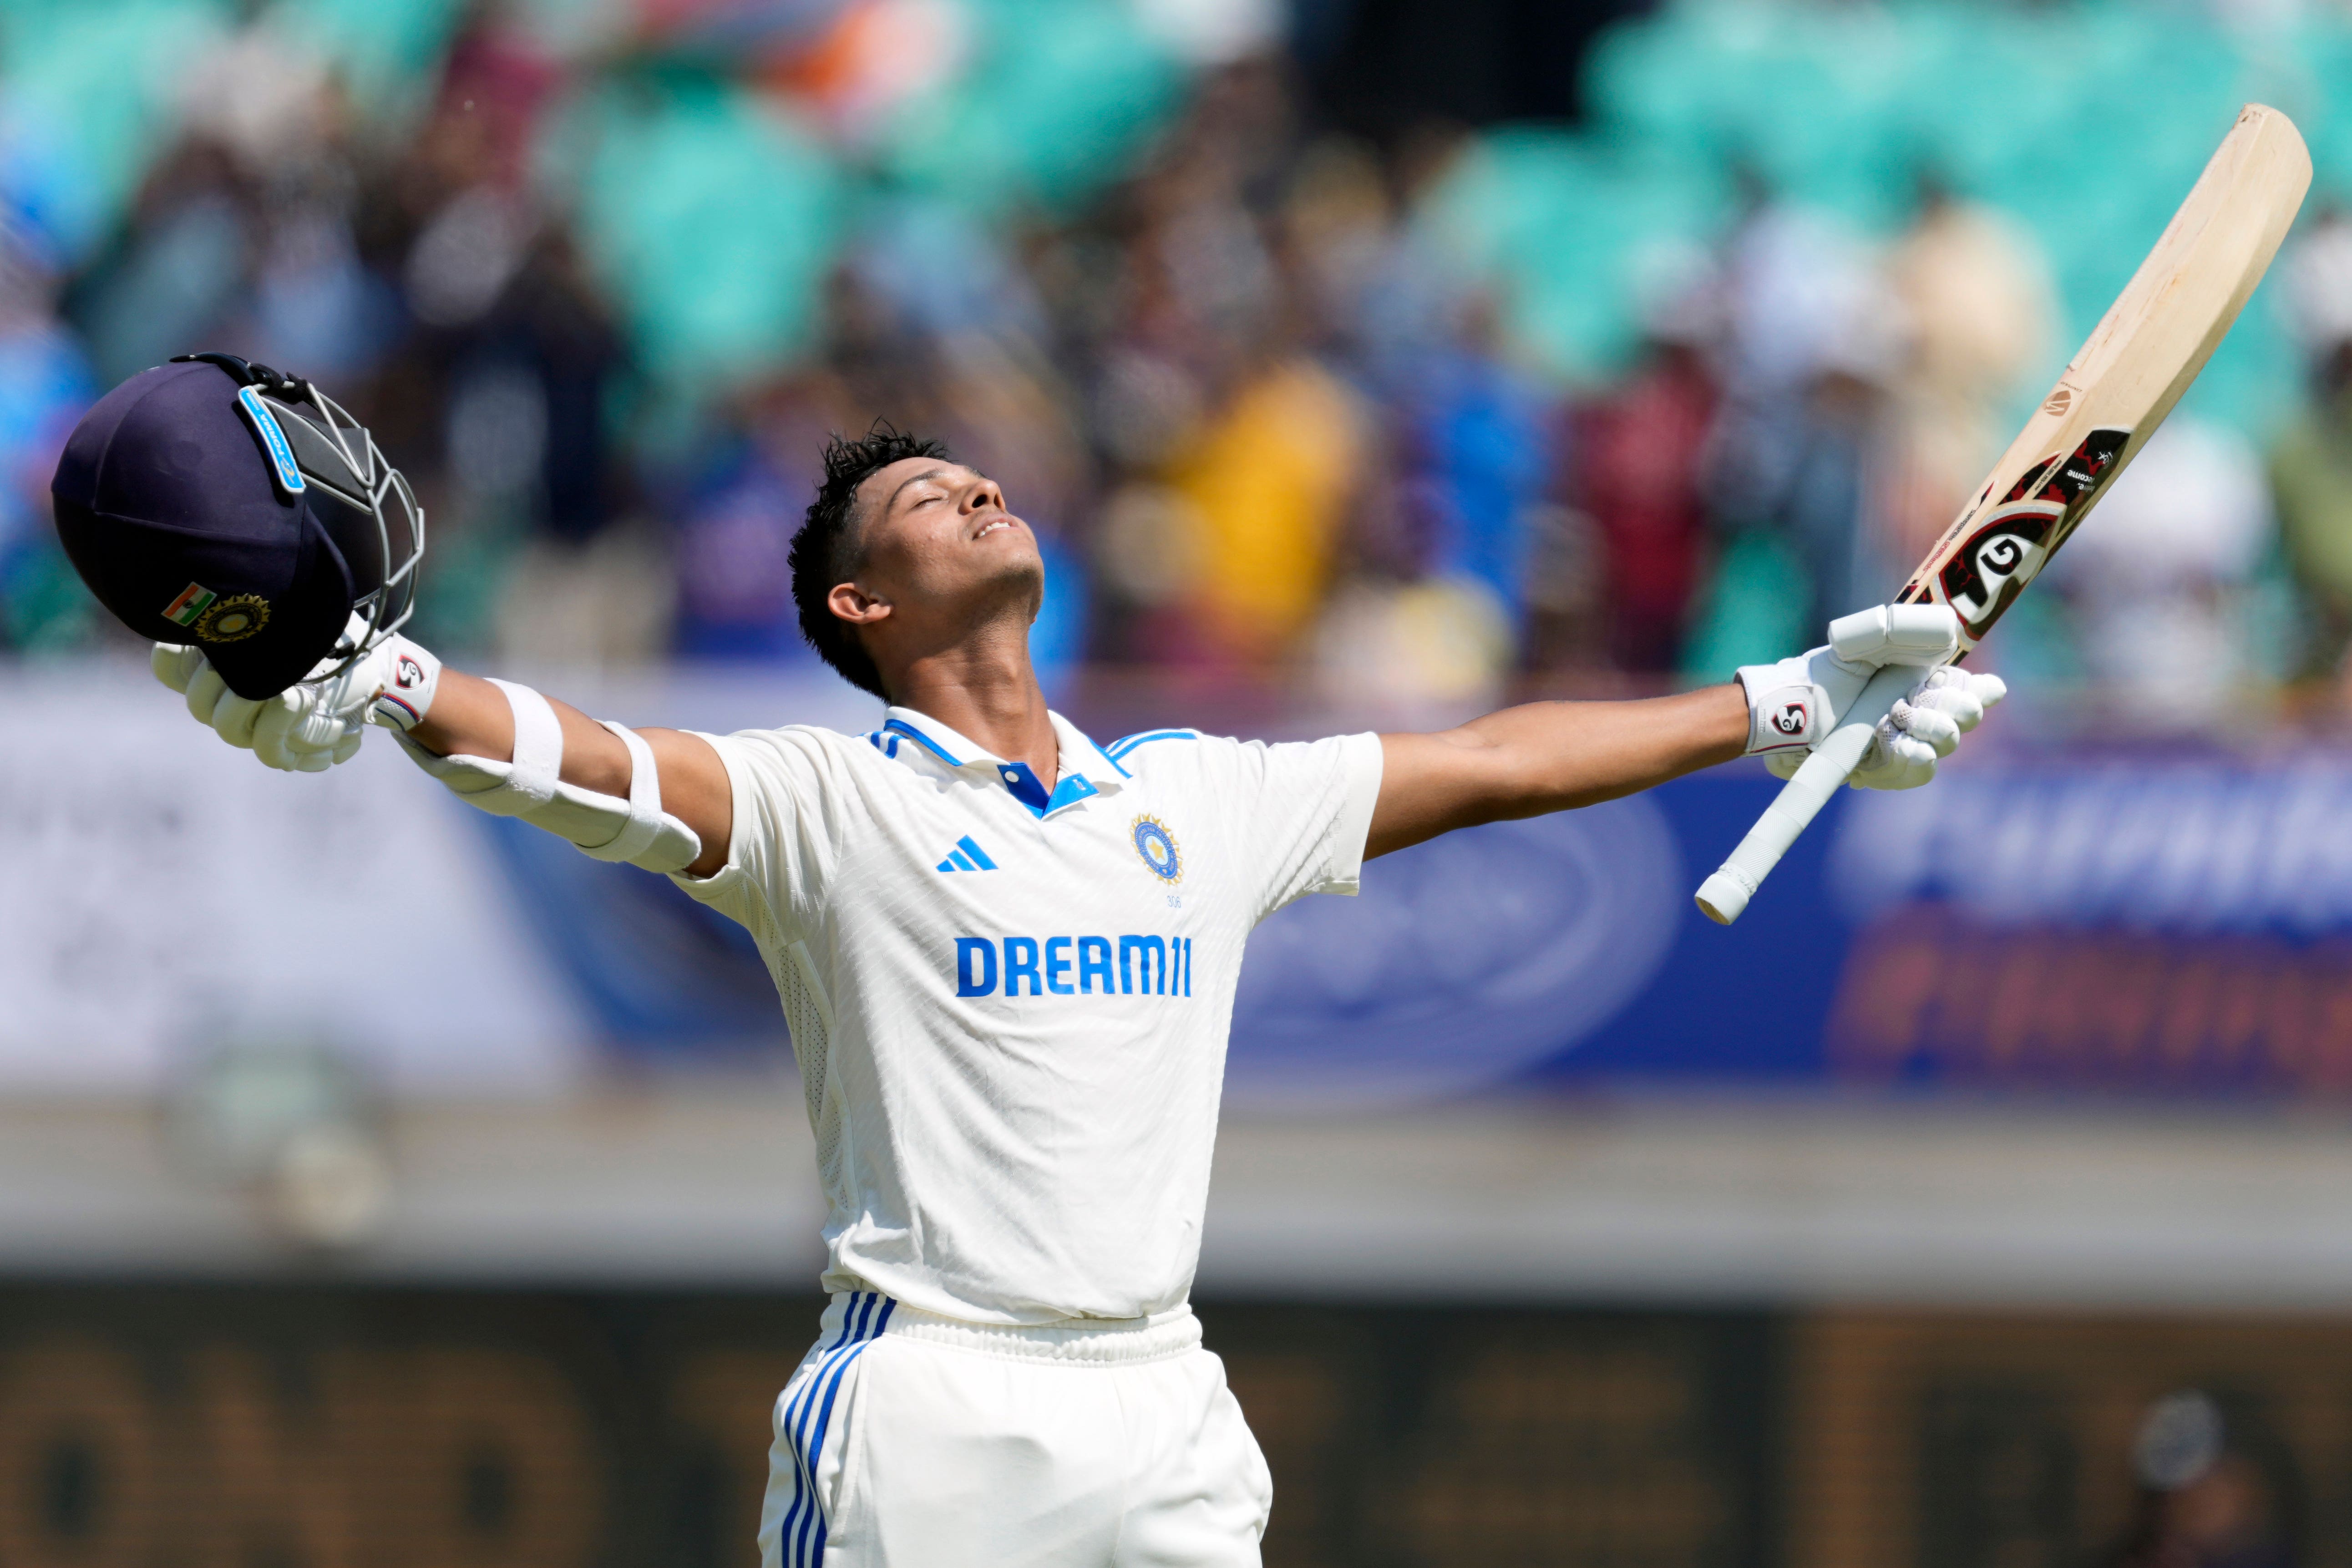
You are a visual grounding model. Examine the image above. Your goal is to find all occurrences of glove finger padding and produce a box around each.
[248,700,295,770]
[297,660,377,750]
[250,695,336,771]
[184,664,228,729]
[1852,718,1942,791]
[1828,604,1962,667]
[294,699,356,752]
[1936,669,2006,729]
[1891,698,1961,758]
[162,620,411,774]
[1907,666,2007,732]
[210,690,266,749]
[152,643,203,695]
[1908,679,1982,731]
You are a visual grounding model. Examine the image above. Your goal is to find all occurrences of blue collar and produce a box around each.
[878,705,1129,818]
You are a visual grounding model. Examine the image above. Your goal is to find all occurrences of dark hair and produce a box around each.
[789,423,950,700]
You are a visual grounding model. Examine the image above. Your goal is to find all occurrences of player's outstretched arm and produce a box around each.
[1364,604,2005,859]
[154,634,734,878]
[1367,685,1746,858]
[405,669,734,878]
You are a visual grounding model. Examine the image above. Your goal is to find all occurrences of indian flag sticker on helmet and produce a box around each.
[162,581,217,627]
[1131,815,1182,883]
[193,593,270,644]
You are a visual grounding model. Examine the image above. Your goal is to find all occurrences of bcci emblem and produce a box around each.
[193,593,270,644]
[1130,815,1182,884]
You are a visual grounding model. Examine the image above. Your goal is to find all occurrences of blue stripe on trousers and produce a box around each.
[789,1294,887,1568]
[776,1294,869,1564]
[802,1299,895,1566]
[779,1293,890,1568]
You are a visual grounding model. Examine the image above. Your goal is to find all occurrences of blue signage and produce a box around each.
[485,751,2352,1107]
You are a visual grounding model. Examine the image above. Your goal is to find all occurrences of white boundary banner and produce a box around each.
[0,665,592,1095]
[0,659,885,1097]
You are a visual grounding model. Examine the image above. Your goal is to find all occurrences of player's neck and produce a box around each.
[887,632,1059,787]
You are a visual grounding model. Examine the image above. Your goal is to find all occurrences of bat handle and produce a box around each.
[1693,663,1915,925]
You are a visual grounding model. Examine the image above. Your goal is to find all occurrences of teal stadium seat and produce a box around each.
[1426,0,2321,433]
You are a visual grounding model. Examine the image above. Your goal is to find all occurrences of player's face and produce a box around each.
[849,457,1043,623]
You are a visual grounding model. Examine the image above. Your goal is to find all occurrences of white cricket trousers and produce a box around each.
[759,1290,1272,1568]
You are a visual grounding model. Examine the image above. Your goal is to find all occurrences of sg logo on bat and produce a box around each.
[1938,426,2129,639]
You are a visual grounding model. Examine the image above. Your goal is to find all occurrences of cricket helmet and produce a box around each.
[51,353,424,699]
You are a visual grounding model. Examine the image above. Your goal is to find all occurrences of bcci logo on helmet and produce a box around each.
[193,593,270,644]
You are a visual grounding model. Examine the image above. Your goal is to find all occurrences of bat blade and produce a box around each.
[1695,103,2311,926]
[1891,102,2311,651]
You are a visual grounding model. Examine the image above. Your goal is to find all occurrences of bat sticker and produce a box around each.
[1931,426,2129,639]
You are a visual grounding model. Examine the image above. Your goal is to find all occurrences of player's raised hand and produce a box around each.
[151,623,441,774]
[1840,668,2008,789]
[154,640,358,771]
[1739,604,2006,792]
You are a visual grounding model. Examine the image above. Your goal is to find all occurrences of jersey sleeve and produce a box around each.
[1221,731,1384,921]
[665,726,841,944]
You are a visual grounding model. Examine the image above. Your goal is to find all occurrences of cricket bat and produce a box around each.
[1695,102,2311,926]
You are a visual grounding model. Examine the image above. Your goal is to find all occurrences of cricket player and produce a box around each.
[55,361,2002,1567]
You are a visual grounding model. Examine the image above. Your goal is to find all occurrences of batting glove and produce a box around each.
[1739,604,2007,792]
[152,622,441,773]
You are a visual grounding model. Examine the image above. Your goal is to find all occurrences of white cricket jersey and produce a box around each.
[672,705,1383,1326]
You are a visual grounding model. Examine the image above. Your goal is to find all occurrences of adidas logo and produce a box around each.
[935,835,999,873]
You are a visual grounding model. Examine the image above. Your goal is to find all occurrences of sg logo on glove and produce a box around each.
[1774,700,1810,737]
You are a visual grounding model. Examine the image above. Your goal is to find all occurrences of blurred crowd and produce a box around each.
[6,0,2352,725]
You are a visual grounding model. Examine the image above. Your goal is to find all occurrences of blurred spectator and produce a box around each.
[1877,176,2056,582]
[1396,295,1550,630]
[1699,181,1897,662]
[1572,273,1718,673]
[1702,331,1903,665]
[2271,340,2352,695]
[1312,569,1513,709]
[0,232,95,650]
[673,432,807,664]
[1693,172,2053,679]
[2280,207,2352,365]
[2272,212,2352,698]
[1173,356,1368,667]
[1310,418,1513,709]
[1518,499,1605,673]
[670,377,846,664]
[70,139,252,388]
[1712,177,1881,405]
[2058,417,2272,726]
[1275,122,1543,700]
[7,0,2343,725]
[2101,1391,2293,1568]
